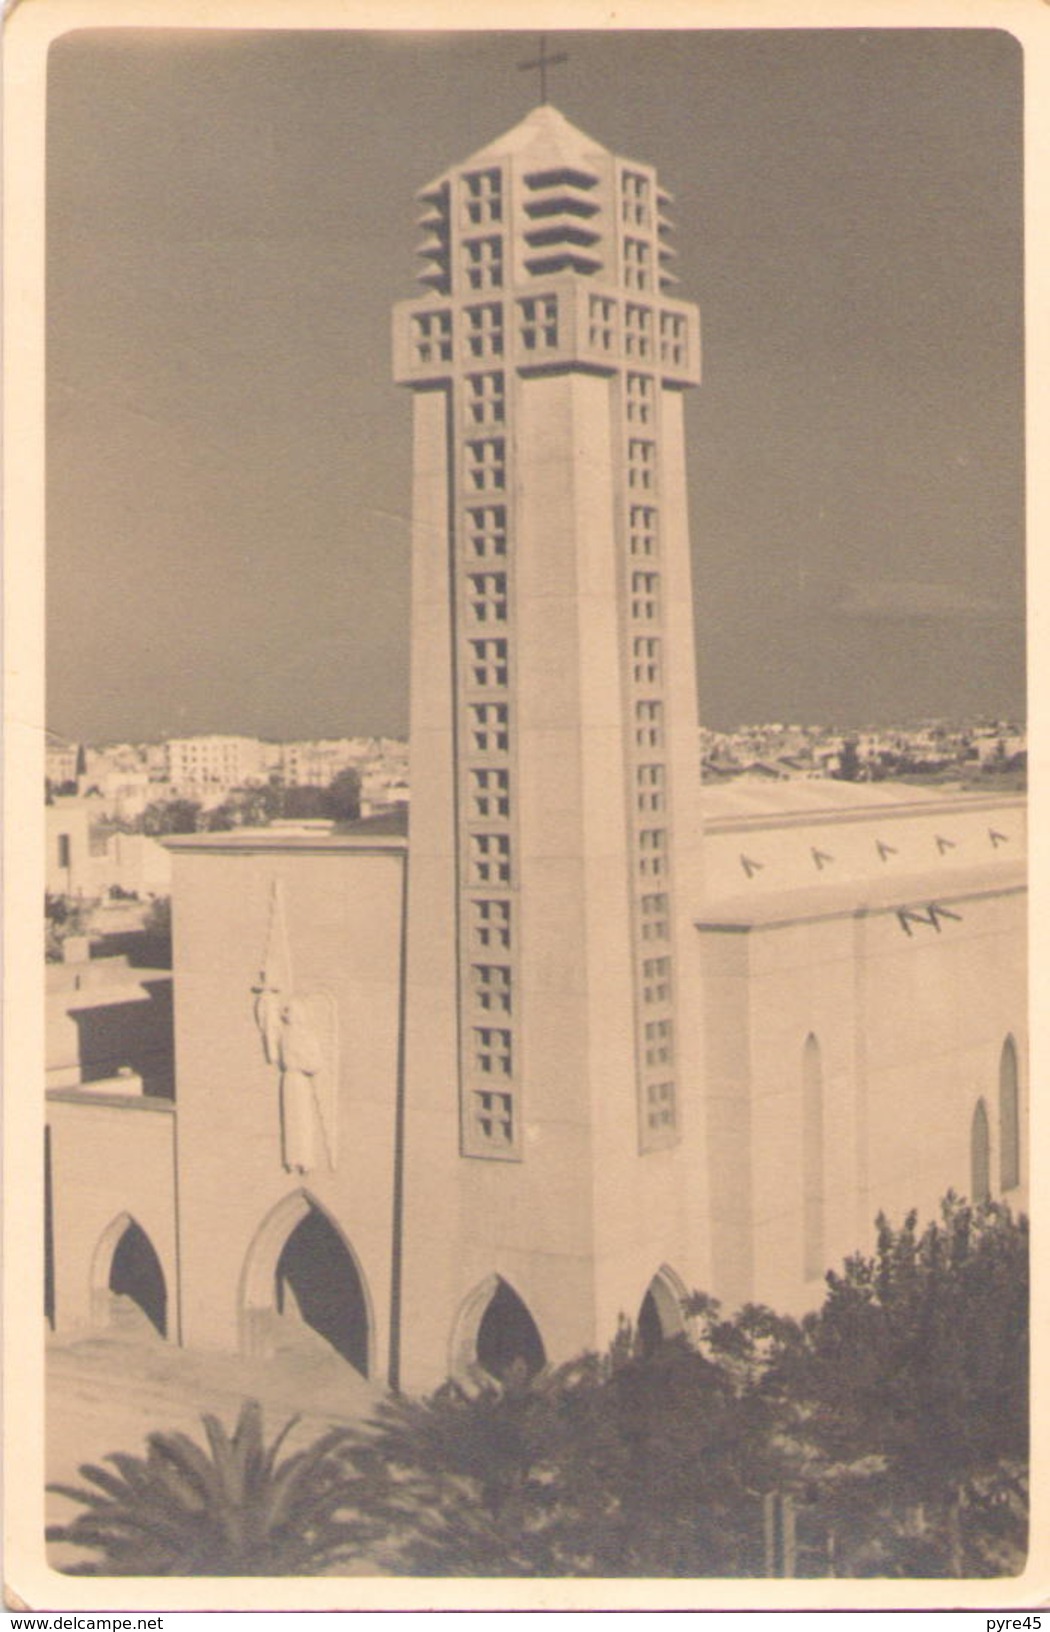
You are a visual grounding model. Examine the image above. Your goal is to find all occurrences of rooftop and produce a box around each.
[164,807,408,856]
[701,779,1023,829]
[696,856,1027,933]
[422,104,609,194]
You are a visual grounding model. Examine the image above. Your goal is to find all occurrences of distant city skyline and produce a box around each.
[47,713,1028,755]
[47,28,1024,741]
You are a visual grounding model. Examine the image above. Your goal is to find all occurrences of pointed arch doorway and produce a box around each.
[637,1266,689,1356]
[240,1191,372,1377]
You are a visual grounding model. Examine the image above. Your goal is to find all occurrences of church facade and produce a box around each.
[45,106,1027,1395]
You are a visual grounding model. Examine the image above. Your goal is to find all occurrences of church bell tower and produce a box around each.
[393,102,709,1389]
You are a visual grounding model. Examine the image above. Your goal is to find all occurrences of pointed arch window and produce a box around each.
[999,1038,1020,1192]
[802,1034,824,1282]
[971,1098,991,1204]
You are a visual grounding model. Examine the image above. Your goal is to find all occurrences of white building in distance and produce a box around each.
[164,734,267,798]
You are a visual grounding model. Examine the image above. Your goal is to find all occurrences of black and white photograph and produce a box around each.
[5,1,1044,1610]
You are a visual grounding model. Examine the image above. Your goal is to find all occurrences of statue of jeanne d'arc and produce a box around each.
[252,879,338,1175]
[252,972,283,1065]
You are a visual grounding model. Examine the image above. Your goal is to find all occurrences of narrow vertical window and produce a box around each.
[624,238,652,291]
[470,897,511,951]
[519,295,559,352]
[411,309,453,365]
[465,303,504,360]
[468,702,510,753]
[660,311,688,368]
[465,439,506,493]
[1000,1037,1020,1191]
[802,1034,824,1282]
[630,569,660,621]
[621,169,652,227]
[971,1098,991,1205]
[646,1080,675,1132]
[624,303,653,359]
[465,505,508,558]
[463,168,503,227]
[626,372,654,424]
[628,440,656,492]
[465,373,505,428]
[629,505,658,558]
[464,236,503,291]
[466,571,508,624]
[468,639,509,689]
[588,295,616,352]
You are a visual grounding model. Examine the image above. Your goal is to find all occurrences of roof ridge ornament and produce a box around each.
[516,33,569,105]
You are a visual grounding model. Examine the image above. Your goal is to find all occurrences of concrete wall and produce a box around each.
[398,366,711,1392]
[46,799,103,899]
[700,882,1027,1317]
[47,1096,177,1334]
[704,791,1025,900]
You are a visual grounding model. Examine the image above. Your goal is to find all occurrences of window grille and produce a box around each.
[465,505,508,558]
[464,236,504,291]
[519,295,559,352]
[463,169,503,227]
[411,309,453,365]
[468,638,509,688]
[465,303,504,359]
[465,374,505,428]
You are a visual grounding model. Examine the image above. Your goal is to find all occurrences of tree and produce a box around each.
[47,1400,372,1576]
[342,1329,791,1578]
[45,1199,1028,1580]
[758,1196,1029,1575]
[322,767,362,823]
[142,799,202,836]
[351,1200,1028,1579]
[777,1197,1027,1488]
[206,785,282,831]
[279,785,330,821]
[44,893,89,962]
[835,738,861,781]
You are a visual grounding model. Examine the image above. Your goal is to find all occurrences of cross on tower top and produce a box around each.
[516,33,569,105]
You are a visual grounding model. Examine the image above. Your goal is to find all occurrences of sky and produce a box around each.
[46,26,1025,742]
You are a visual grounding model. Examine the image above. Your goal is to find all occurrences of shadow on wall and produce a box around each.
[92,928,171,971]
[108,1219,168,1337]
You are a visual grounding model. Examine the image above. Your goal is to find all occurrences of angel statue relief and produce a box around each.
[276,996,325,1174]
[252,880,338,1175]
[252,971,282,1065]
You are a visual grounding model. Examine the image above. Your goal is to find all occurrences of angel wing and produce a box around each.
[298,988,339,1171]
[253,879,293,1064]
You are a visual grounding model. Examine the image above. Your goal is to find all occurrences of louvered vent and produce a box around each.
[657,187,677,291]
[415,181,451,294]
[522,165,603,278]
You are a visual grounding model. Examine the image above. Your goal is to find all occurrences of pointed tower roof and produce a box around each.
[419,104,610,197]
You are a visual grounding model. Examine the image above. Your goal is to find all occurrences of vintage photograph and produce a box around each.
[26,13,1033,1597]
